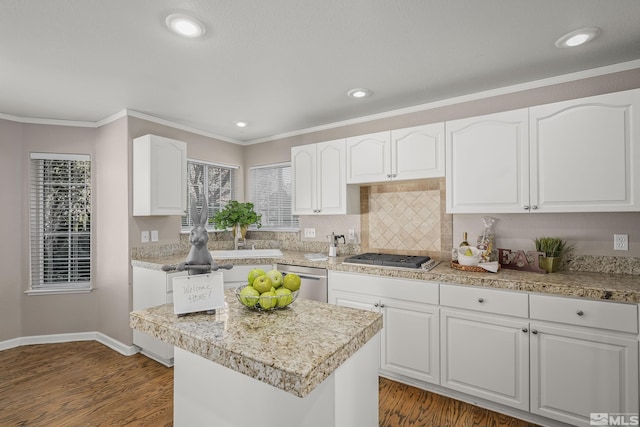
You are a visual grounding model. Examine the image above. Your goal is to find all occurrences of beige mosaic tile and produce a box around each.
[361,178,452,259]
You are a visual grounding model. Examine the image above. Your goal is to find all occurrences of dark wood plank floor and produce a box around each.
[0,341,538,426]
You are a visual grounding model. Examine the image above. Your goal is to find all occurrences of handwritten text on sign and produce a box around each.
[172,272,225,315]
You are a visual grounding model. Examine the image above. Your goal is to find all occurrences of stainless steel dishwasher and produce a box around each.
[276,264,327,303]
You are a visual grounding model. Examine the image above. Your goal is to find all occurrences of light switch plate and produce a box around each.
[141,231,150,243]
[151,230,159,242]
[304,228,316,238]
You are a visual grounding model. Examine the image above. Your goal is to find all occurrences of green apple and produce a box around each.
[266,269,283,288]
[283,273,301,292]
[259,291,277,310]
[275,288,293,307]
[252,274,273,294]
[247,268,266,286]
[464,248,473,256]
[239,286,259,307]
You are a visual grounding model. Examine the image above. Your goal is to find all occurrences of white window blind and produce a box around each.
[182,160,236,231]
[29,153,91,291]
[250,163,299,229]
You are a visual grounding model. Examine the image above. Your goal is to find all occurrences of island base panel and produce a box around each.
[174,333,380,427]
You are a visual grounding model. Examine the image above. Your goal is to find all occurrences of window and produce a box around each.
[182,159,237,231]
[29,153,91,293]
[249,163,299,229]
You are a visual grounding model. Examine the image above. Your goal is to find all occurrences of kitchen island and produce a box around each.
[130,291,383,427]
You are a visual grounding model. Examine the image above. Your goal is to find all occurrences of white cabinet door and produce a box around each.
[332,290,380,312]
[132,267,187,366]
[292,140,357,215]
[381,298,440,385]
[317,140,348,215]
[292,144,317,215]
[530,323,639,426]
[446,109,529,213]
[392,123,445,180]
[133,134,187,216]
[440,308,530,411]
[346,131,391,183]
[530,88,640,212]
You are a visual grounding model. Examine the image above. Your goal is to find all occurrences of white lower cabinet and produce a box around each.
[328,272,640,427]
[440,284,530,411]
[132,266,188,366]
[328,271,440,385]
[529,294,639,427]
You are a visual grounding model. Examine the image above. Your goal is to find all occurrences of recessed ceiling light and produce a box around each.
[555,27,600,48]
[347,88,372,99]
[234,121,248,128]
[166,14,206,38]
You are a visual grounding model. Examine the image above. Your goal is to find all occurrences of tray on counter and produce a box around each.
[450,261,500,273]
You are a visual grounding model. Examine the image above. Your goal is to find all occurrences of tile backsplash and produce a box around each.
[361,178,452,260]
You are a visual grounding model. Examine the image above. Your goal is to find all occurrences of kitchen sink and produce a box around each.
[209,249,283,259]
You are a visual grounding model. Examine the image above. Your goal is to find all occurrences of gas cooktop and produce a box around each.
[343,253,431,269]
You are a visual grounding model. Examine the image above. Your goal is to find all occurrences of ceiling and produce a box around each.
[2,1,640,144]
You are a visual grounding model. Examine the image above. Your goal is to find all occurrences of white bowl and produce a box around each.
[457,246,481,266]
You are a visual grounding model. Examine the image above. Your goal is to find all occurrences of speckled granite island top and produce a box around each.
[129,292,383,398]
[132,250,640,303]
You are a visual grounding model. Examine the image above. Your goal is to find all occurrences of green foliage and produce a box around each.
[534,237,572,258]
[210,200,262,229]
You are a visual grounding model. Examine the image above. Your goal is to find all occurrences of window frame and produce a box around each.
[27,152,93,295]
[181,158,238,233]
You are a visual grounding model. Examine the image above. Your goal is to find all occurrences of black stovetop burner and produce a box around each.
[343,253,431,269]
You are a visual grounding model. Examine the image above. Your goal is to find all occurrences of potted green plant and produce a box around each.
[534,237,572,273]
[210,200,262,238]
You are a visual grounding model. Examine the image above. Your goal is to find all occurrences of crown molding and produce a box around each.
[244,58,640,145]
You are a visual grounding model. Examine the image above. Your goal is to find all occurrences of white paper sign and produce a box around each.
[172,272,225,315]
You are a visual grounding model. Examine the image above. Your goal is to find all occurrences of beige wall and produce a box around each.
[127,117,244,248]
[19,123,99,337]
[245,67,640,259]
[0,119,24,341]
[95,117,131,344]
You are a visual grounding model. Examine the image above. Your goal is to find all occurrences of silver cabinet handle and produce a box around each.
[531,205,538,210]
[379,303,385,308]
[522,328,528,333]
[374,303,379,307]
[478,298,484,303]
[576,310,584,316]
[524,206,530,210]
[532,329,538,335]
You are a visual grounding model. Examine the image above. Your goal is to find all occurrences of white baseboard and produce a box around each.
[0,332,139,356]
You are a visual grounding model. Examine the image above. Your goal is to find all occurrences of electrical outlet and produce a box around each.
[141,231,150,243]
[614,234,628,251]
[151,230,159,242]
[348,229,356,241]
[304,228,316,238]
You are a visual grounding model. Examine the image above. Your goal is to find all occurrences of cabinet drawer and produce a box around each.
[530,294,638,334]
[440,284,528,318]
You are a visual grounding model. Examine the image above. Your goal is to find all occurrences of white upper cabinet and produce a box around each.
[346,131,391,183]
[133,134,187,216]
[446,109,530,213]
[392,123,445,180]
[529,89,640,212]
[446,88,640,213]
[346,123,445,184]
[292,139,359,215]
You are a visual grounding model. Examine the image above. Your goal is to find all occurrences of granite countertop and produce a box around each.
[131,250,640,303]
[129,292,382,397]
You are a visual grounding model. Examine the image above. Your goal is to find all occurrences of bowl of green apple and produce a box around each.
[235,268,301,311]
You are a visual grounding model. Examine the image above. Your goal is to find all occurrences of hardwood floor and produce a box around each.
[0,341,538,426]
